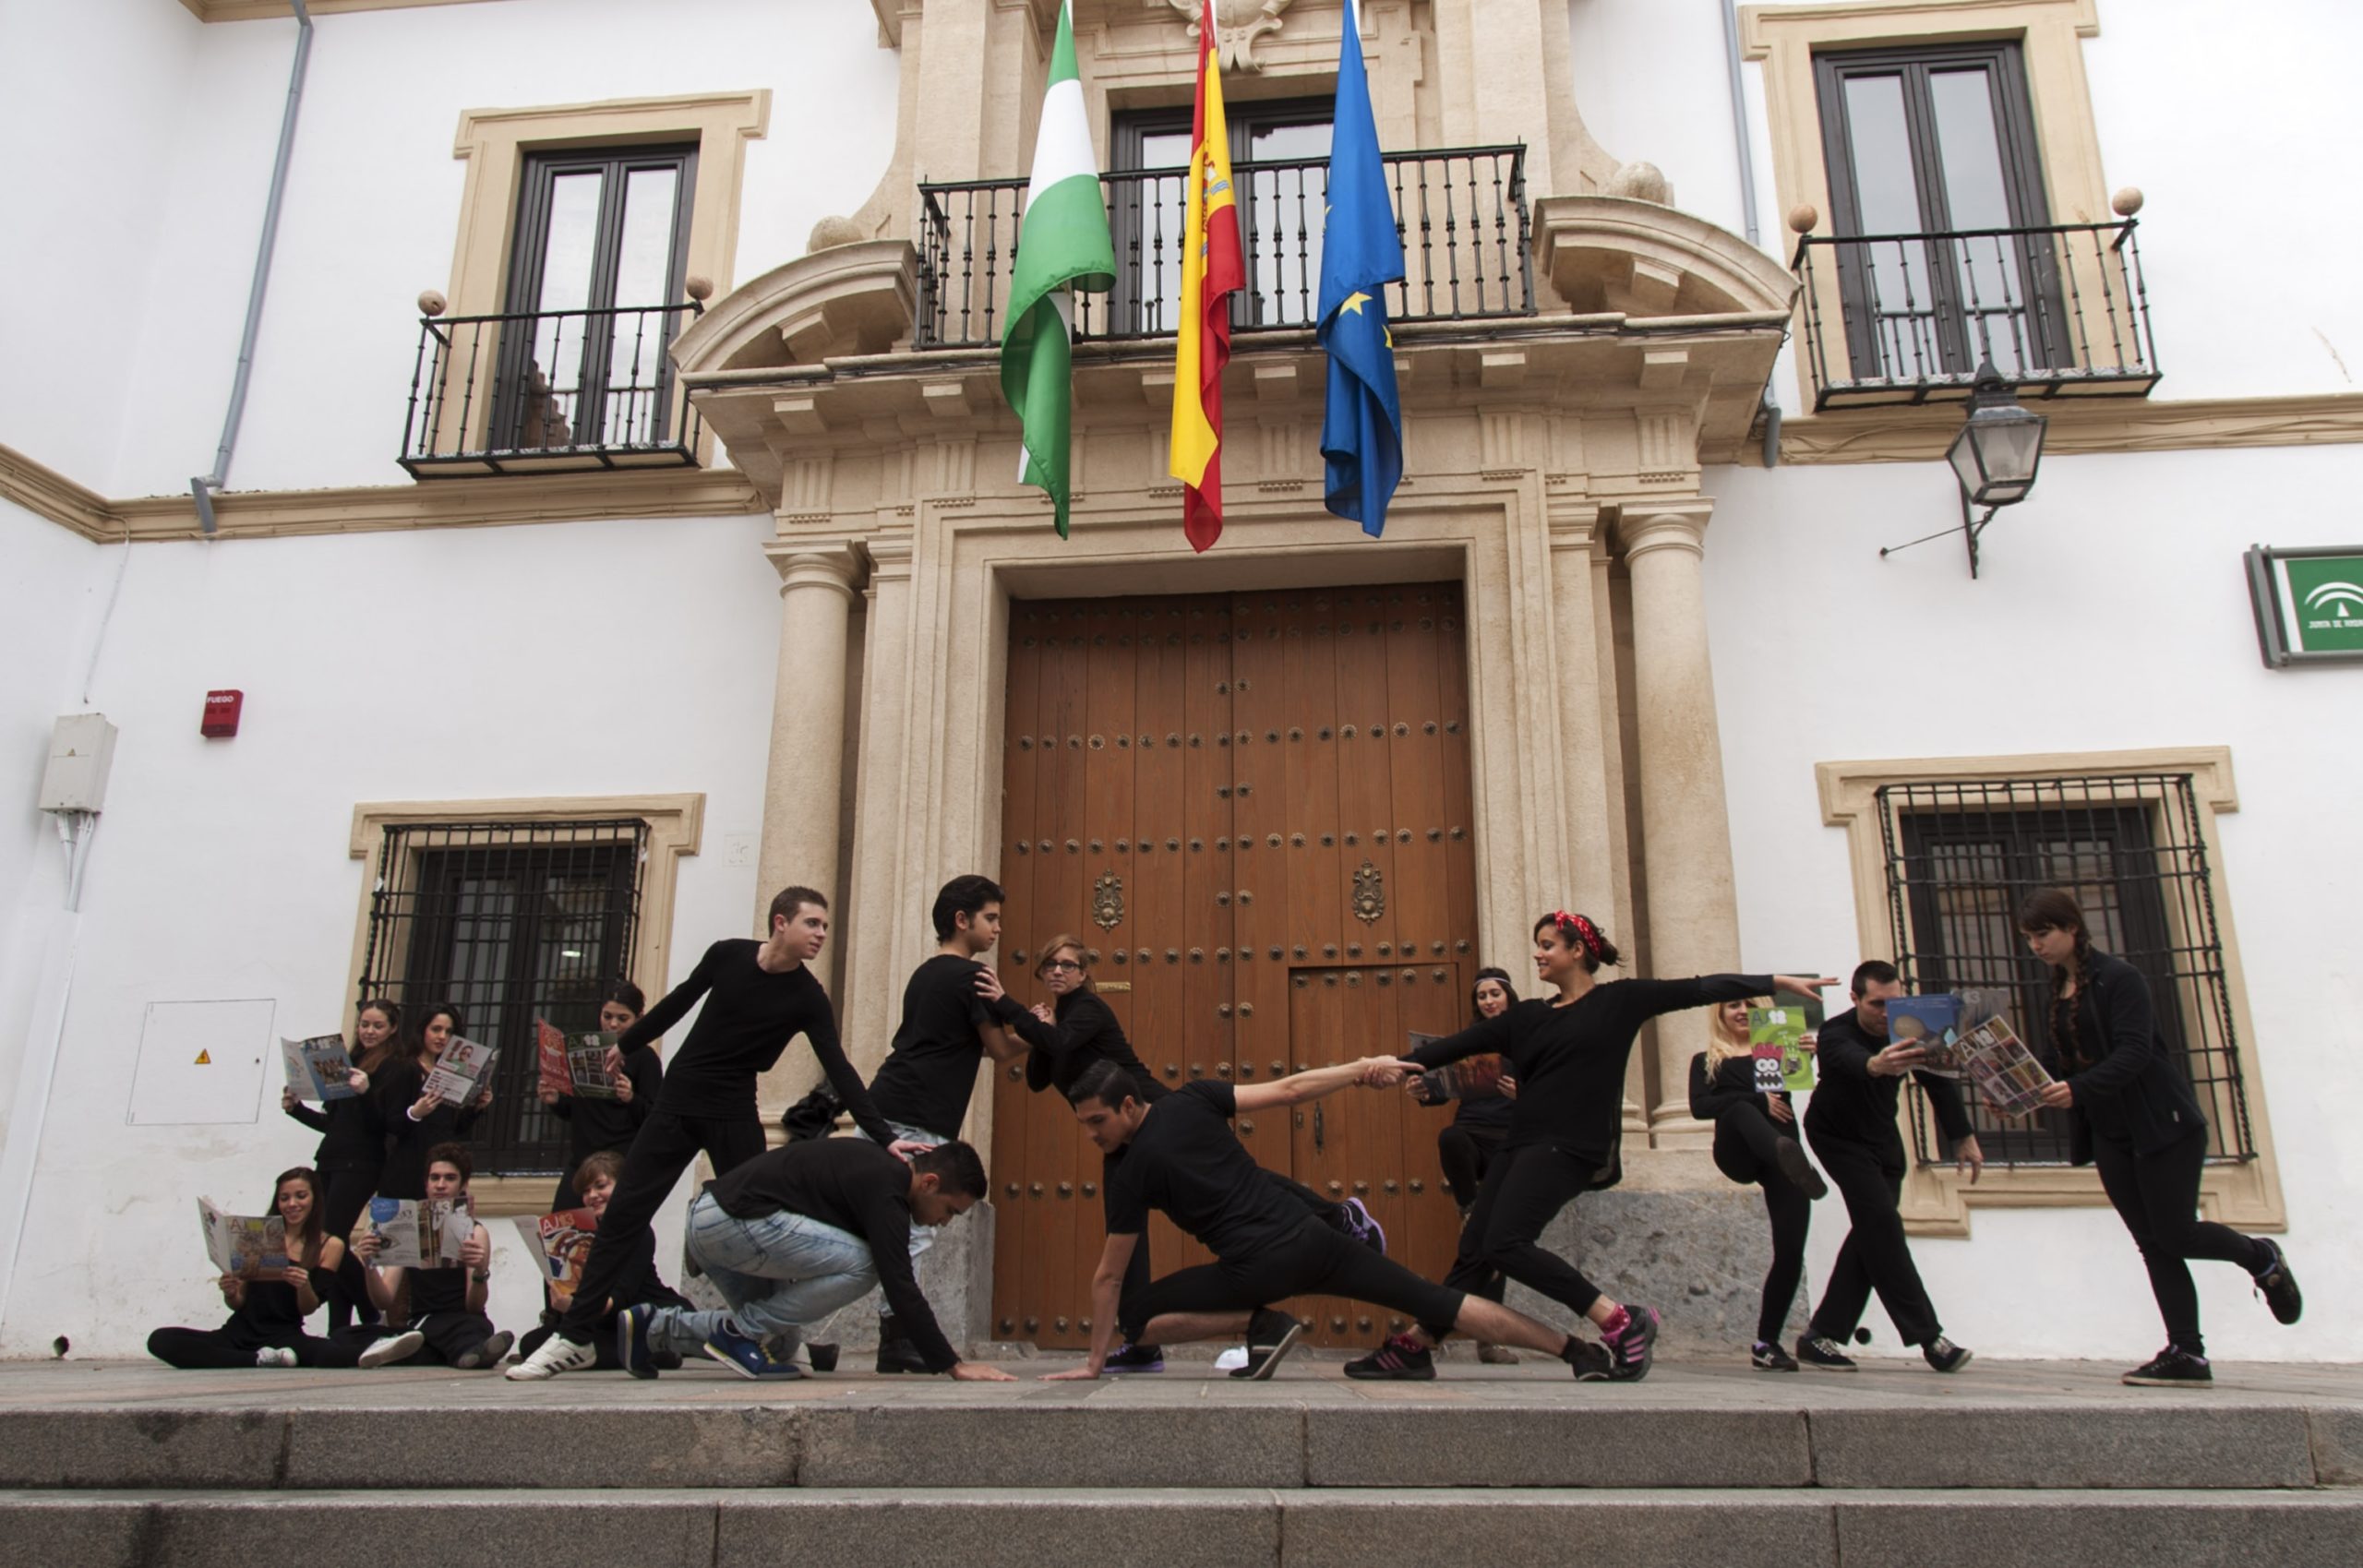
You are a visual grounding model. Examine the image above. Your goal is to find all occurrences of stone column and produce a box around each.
[1620,504,1741,1145]
[753,541,863,1118]
[843,535,916,1079]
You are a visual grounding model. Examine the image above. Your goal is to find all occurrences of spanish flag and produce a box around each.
[1169,0,1242,553]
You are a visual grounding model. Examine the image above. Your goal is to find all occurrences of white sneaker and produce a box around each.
[1213,1346,1250,1373]
[504,1334,595,1381]
[254,1347,298,1368]
[359,1330,425,1370]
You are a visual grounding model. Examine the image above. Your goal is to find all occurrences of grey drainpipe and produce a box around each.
[190,0,312,535]
[1720,0,1782,467]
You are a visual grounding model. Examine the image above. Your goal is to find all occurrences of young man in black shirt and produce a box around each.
[1796,960,1984,1374]
[617,1138,1014,1382]
[509,885,905,1381]
[1045,1060,1613,1382]
[861,875,1033,1371]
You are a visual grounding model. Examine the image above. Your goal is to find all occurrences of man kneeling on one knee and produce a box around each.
[618,1137,1014,1381]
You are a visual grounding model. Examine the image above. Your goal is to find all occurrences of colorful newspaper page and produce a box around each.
[1955,1013,2055,1119]
[366,1197,472,1270]
[567,1032,619,1099]
[198,1198,290,1279]
[1406,1032,1505,1101]
[281,1033,357,1101]
[1747,1003,1820,1092]
[422,1037,498,1107]
[534,1017,570,1099]
[1885,995,1967,1075]
[513,1208,599,1291]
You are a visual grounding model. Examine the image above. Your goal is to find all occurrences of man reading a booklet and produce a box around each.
[353,1143,512,1371]
[617,1137,1014,1382]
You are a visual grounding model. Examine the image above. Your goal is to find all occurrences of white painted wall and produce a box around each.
[1705,443,2363,1361]
[0,0,900,498]
[0,511,785,1355]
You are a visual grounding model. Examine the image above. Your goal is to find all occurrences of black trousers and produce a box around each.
[148,1323,361,1369]
[1436,1123,1508,1304]
[1711,1107,1813,1346]
[2093,1125,2266,1357]
[556,1109,764,1339]
[1121,1217,1464,1345]
[409,1310,498,1366]
[317,1164,386,1336]
[1805,1131,1940,1347]
[1433,1141,1604,1335]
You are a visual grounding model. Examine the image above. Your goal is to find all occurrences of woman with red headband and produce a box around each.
[1346,910,1831,1382]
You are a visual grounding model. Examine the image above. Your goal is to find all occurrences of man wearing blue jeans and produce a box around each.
[618,1137,1013,1382]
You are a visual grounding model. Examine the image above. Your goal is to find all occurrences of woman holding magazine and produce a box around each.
[378,1002,493,1200]
[282,997,400,1335]
[538,982,663,1212]
[515,1149,690,1371]
[1406,967,1522,1363]
[1688,998,1829,1372]
[2018,890,2303,1386]
[149,1167,405,1369]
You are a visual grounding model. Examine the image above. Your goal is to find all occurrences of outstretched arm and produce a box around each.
[1044,1232,1140,1380]
[1233,1057,1404,1116]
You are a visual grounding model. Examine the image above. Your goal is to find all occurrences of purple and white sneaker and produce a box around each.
[1339,1197,1387,1256]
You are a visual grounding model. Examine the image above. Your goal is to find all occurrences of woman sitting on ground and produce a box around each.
[149,1167,382,1369]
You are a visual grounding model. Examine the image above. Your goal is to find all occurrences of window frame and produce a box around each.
[1812,39,2069,382]
[1814,748,2285,1238]
[493,141,700,454]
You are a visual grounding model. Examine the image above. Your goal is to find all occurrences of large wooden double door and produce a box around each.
[990,585,1483,1348]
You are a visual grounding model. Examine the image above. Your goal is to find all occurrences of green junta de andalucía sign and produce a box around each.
[2247,545,2363,666]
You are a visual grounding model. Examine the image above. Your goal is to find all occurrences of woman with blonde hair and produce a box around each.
[1689,996,1827,1371]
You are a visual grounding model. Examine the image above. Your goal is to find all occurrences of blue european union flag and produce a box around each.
[1317,0,1404,537]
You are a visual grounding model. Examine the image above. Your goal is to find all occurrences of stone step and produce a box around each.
[1,1382,2354,1492]
[5,1486,2359,1568]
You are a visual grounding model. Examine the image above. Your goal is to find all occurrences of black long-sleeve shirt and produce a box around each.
[376,1059,486,1200]
[1801,1006,1973,1165]
[1688,1051,1787,1123]
[547,1043,663,1167]
[1012,988,1168,1102]
[283,1091,385,1171]
[625,940,893,1143]
[708,1137,960,1373]
[1410,976,1776,1166]
[870,954,999,1140]
[2057,950,2208,1161]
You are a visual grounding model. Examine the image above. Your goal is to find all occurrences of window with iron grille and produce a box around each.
[356,820,648,1176]
[1879,774,2257,1170]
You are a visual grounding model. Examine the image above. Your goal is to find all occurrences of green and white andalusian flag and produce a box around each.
[1000,0,1116,537]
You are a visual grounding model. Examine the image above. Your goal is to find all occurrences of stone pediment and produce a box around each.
[670,239,918,376]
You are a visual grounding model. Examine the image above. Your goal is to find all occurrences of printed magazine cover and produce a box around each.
[198,1198,290,1279]
[1747,1001,1822,1093]
[534,1017,570,1099]
[281,1033,358,1101]
[513,1208,599,1292]
[422,1037,498,1107]
[1954,1014,2055,1119]
[1406,1032,1506,1101]
[1885,995,1968,1074]
[366,1197,473,1270]
[568,1033,619,1100]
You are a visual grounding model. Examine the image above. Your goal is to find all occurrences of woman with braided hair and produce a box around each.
[1345,910,1832,1382]
[2019,890,2302,1386]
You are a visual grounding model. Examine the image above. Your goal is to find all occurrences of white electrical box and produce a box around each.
[39,713,118,812]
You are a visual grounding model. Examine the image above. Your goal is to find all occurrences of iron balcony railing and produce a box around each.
[917,144,1533,350]
[1793,219,2160,410]
[400,302,704,477]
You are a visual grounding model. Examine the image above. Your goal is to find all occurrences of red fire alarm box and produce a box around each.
[202,689,244,738]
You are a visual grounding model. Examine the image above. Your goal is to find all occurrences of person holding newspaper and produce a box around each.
[1794,962,1981,1373]
[1690,998,1829,1372]
[516,1150,691,1372]
[508,886,911,1382]
[1405,966,1523,1364]
[378,1002,493,1199]
[282,996,400,1335]
[539,982,663,1212]
[353,1143,510,1370]
[150,1167,375,1369]
[2018,890,2302,1386]
[1345,911,1831,1382]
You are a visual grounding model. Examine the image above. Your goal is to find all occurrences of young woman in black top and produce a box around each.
[149,1167,366,1369]
[378,1002,491,1199]
[282,996,398,1334]
[1348,911,1830,1382]
[2020,890,2302,1385]
[1689,997,1829,1372]
[1408,967,1521,1362]
[539,982,663,1211]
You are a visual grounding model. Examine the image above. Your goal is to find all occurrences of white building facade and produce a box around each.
[0,0,2355,1362]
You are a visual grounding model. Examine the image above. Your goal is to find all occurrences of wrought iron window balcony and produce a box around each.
[1792,219,2160,410]
[399,302,705,478]
[916,145,1533,351]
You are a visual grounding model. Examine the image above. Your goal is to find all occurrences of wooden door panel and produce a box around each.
[994,583,1481,1353]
